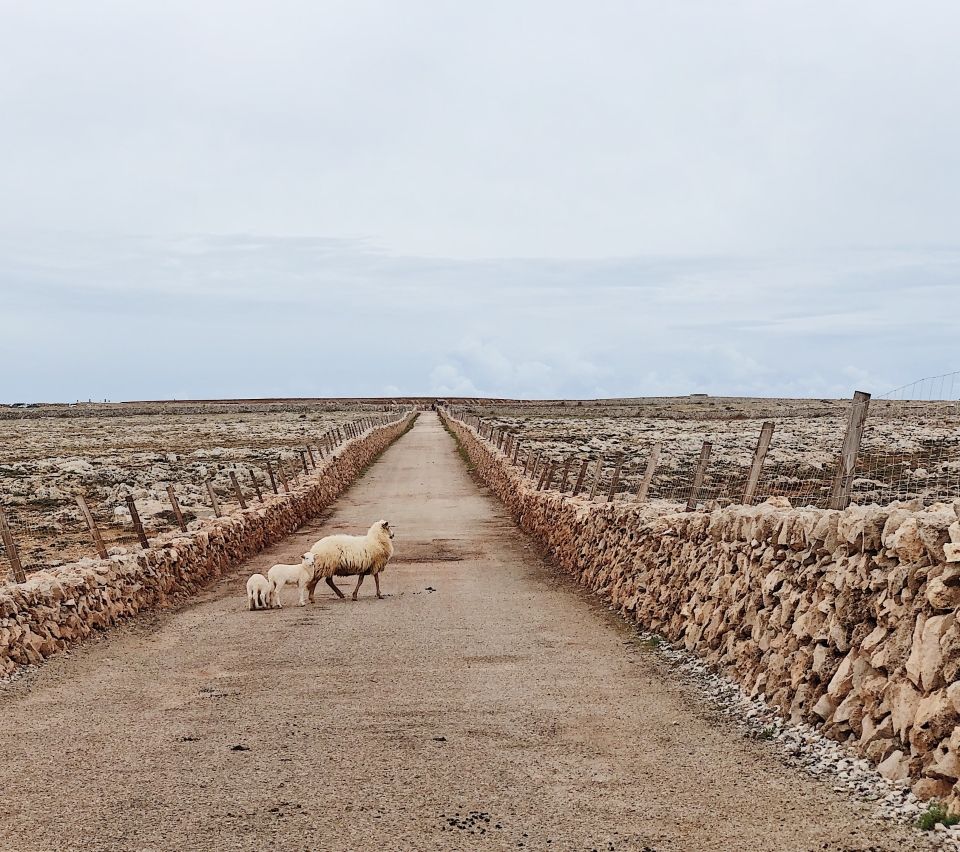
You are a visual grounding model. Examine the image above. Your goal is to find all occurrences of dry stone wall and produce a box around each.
[0,413,417,676]
[442,411,960,811]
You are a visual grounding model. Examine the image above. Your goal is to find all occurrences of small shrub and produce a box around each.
[916,801,960,831]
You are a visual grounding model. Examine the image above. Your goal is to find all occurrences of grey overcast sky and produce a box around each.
[1,0,957,401]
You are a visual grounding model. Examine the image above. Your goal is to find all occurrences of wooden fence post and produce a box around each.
[306,446,316,468]
[125,495,150,549]
[607,457,624,503]
[299,450,310,475]
[743,421,775,505]
[686,441,713,512]
[249,470,264,503]
[572,458,589,496]
[166,485,188,531]
[229,472,248,509]
[559,456,573,493]
[265,461,279,495]
[278,460,290,494]
[829,391,871,510]
[636,444,661,502]
[512,441,521,466]
[76,494,108,558]
[205,481,222,518]
[536,460,550,490]
[0,507,26,583]
[589,459,604,500]
[540,461,556,491]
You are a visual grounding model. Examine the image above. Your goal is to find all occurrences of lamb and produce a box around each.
[266,556,314,608]
[246,573,272,611]
[304,519,394,602]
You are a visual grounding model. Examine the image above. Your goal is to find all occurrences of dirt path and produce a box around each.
[0,414,929,852]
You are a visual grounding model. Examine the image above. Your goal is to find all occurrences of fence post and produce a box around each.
[636,444,661,502]
[606,457,624,503]
[266,461,279,495]
[299,450,310,476]
[249,470,264,503]
[512,440,521,466]
[278,460,290,494]
[229,472,248,509]
[829,391,871,510]
[743,422,775,506]
[306,445,316,468]
[205,481,222,518]
[686,441,713,512]
[125,495,150,549]
[0,507,26,583]
[558,456,573,493]
[166,485,188,531]
[572,458,589,496]
[589,459,604,500]
[536,460,550,490]
[541,461,557,491]
[76,494,108,558]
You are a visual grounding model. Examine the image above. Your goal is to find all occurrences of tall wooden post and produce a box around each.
[589,459,604,500]
[686,441,713,512]
[125,495,150,549]
[536,460,550,490]
[512,440,521,466]
[306,445,316,468]
[743,422,775,506]
[0,507,26,583]
[299,450,309,475]
[166,485,188,531]
[249,470,264,503]
[829,391,871,510]
[636,444,661,502]
[76,495,108,558]
[559,456,573,493]
[540,461,557,491]
[265,461,279,495]
[278,460,290,494]
[607,457,624,503]
[572,458,590,496]
[228,472,247,509]
[205,481,222,518]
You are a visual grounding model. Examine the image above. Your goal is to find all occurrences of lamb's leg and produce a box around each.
[325,576,346,599]
[274,582,284,609]
[374,572,383,600]
[248,591,255,611]
[297,576,308,606]
[352,573,365,601]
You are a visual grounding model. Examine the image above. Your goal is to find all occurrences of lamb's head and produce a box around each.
[371,519,394,540]
[301,552,315,566]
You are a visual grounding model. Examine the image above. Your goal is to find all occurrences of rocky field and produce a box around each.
[0,400,402,572]
[459,397,960,509]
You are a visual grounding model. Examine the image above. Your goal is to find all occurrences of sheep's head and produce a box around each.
[377,519,394,540]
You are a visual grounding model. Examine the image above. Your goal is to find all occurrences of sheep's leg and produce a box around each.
[351,573,365,601]
[306,575,322,602]
[248,592,255,611]
[325,576,346,599]
[373,572,383,600]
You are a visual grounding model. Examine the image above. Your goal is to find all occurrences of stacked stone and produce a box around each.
[0,414,417,675]
[442,412,960,813]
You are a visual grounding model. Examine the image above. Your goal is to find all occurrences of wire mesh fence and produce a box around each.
[449,376,960,511]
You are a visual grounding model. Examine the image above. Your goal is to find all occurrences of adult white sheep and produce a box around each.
[304,520,394,602]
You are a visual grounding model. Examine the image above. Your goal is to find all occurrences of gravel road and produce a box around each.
[0,414,932,851]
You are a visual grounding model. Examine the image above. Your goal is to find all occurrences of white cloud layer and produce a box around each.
[0,2,958,401]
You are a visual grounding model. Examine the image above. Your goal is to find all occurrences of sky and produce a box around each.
[1,0,957,401]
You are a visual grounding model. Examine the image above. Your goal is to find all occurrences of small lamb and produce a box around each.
[246,573,272,611]
[267,555,315,608]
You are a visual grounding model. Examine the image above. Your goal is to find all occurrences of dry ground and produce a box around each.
[0,414,932,851]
